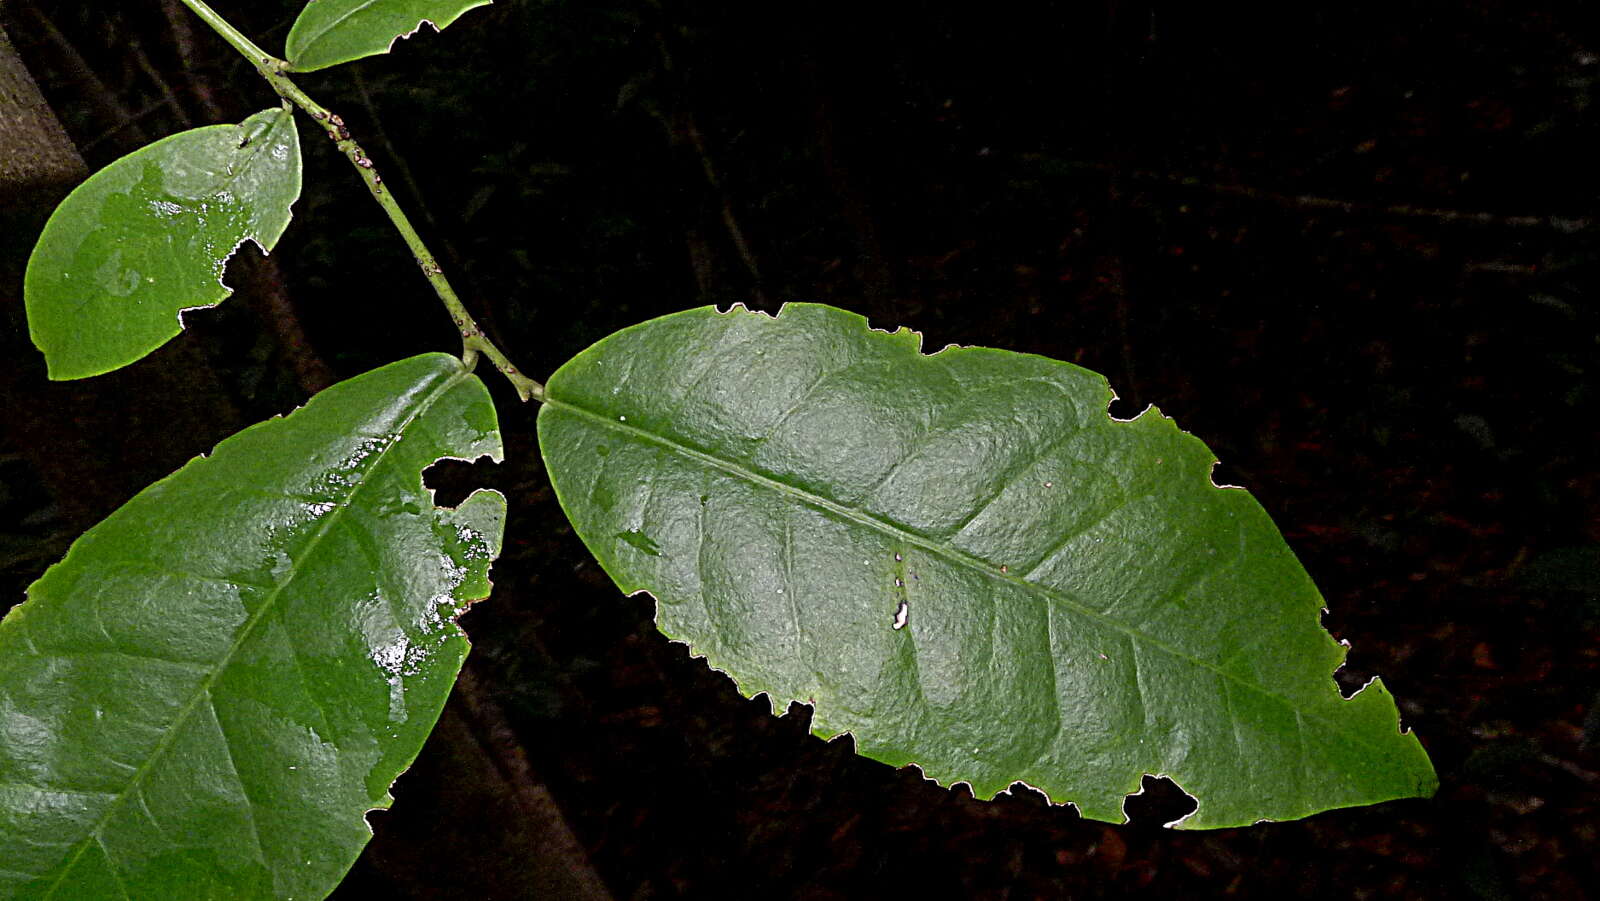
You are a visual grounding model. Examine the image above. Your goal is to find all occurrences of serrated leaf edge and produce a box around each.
[26,107,301,381]
[542,302,1434,828]
[286,0,494,71]
[30,362,483,897]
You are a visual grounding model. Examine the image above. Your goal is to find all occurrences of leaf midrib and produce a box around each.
[40,365,467,898]
[544,396,1388,756]
[291,0,381,59]
[291,0,489,64]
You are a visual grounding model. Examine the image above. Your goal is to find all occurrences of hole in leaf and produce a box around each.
[423,456,504,508]
[1106,394,1144,421]
[1122,774,1198,828]
[1335,665,1375,700]
[1209,460,1246,489]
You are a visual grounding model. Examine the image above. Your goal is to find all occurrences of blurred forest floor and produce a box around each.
[2,1,1597,898]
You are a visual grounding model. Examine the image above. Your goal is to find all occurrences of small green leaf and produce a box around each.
[285,0,493,72]
[24,108,302,381]
[538,303,1436,828]
[0,353,504,899]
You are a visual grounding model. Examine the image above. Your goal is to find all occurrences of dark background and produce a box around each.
[2,1,1598,898]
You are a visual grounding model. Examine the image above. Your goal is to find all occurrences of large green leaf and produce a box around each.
[24,108,302,381]
[285,0,493,72]
[0,353,504,899]
[537,303,1436,828]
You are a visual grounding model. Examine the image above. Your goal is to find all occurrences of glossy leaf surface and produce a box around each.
[538,303,1436,828]
[285,0,492,72]
[24,108,301,381]
[0,353,504,899]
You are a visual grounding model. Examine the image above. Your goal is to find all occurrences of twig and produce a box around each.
[153,1,333,397]
[160,0,224,121]
[685,114,767,296]
[351,68,436,235]
[176,0,542,401]
[347,68,512,351]
[804,59,896,304]
[130,39,191,128]
[79,98,170,153]
[1029,157,1592,233]
[654,31,768,303]
[1101,2,1141,405]
[24,3,150,147]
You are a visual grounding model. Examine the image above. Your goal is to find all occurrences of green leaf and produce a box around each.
[285,0,493,72]
[23,108,302,381]
[537,303,1436,829]
[0,353,504,899]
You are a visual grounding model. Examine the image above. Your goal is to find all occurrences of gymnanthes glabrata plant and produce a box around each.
[1,2,1437,898]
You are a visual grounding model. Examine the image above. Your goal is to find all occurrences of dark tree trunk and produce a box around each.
[0,22,86,209]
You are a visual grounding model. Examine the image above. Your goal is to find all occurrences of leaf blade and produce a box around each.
[0,353,504,899]
[23,108,302,381]
[537,303,1436,828]
[285,0,493,72]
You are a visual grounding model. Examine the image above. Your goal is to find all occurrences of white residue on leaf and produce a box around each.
[385,674,406,723]
[892,600,909,630]
[372,632,407,677]
[269,549,294,583]
[454,524,489,560]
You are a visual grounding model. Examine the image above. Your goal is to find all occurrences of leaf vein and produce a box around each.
[35,366,469,896]
[780,511,805,676]
[547,397,1397,762]
[750,366,835,447]
[294,0,382,56]
[1220,676,1248,777]
[657,323,757,430]
[0,783,114,798]
[93,835,131,901]
[1128,638,1150,726]
[90,557,276,592]
[1019,487,1153,580]
[206,692,271,869]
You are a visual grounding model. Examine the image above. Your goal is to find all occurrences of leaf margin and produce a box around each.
[536,301,1438,830]
[23,106,302,381]
[0,352,505,899]
[284,0,494,72]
